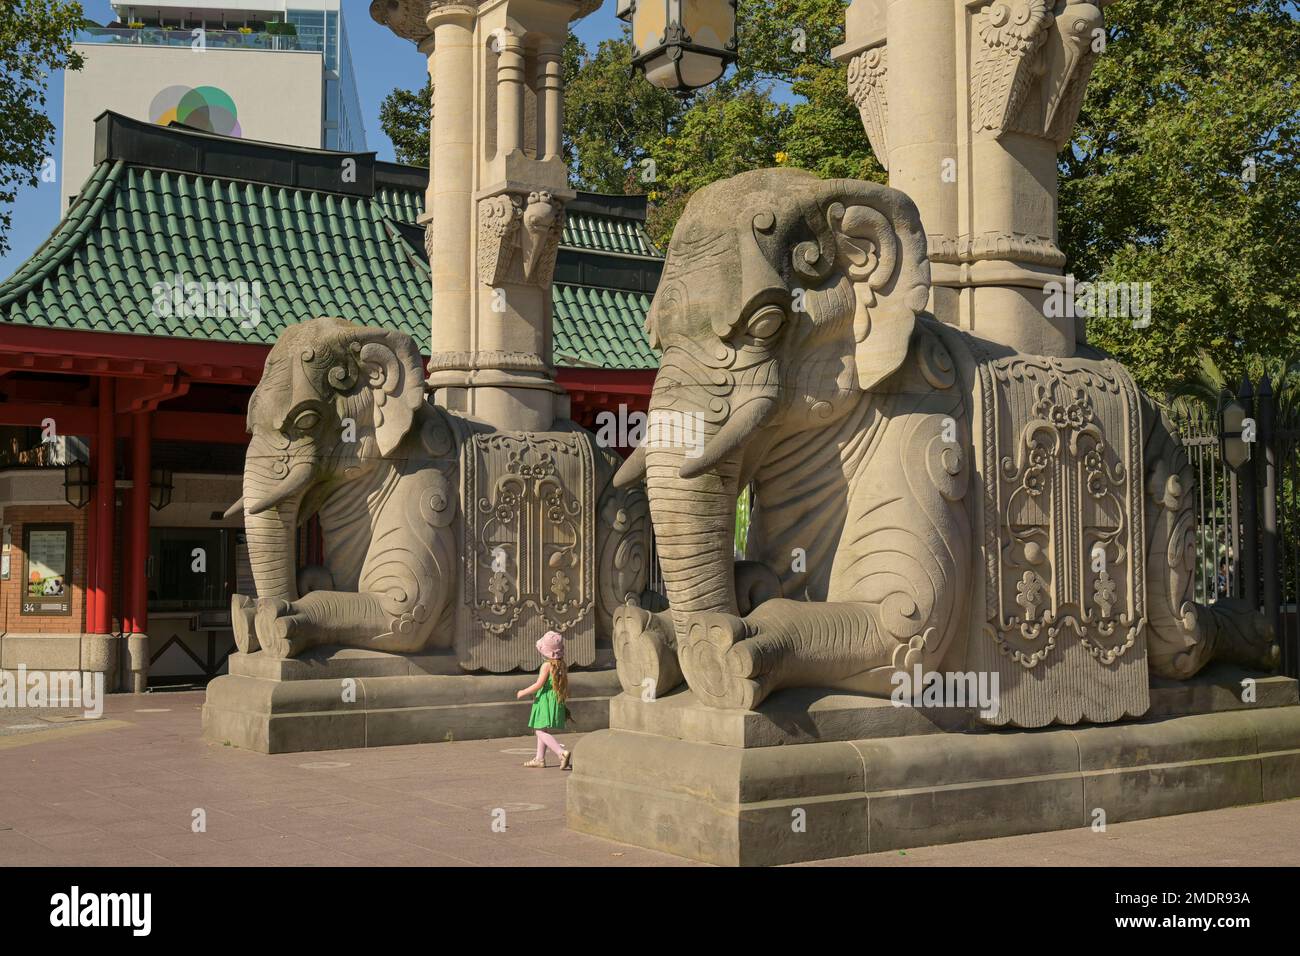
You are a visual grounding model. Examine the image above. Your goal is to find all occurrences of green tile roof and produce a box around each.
[563,210,660,257]
[0,154,660,370]
[553,285,658,369]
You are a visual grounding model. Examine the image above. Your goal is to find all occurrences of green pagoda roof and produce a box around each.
[0,112,661,371]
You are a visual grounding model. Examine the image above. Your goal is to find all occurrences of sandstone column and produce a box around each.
[373,0,600,432]
[835,0,1113,356]
[427,4,476,380]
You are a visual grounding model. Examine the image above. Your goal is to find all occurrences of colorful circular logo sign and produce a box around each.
[149,85,242,137]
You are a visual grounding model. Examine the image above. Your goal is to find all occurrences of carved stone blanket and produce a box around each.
[458,431,596,672]
[968,348,1149,727]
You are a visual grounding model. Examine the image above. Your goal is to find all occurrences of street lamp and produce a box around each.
[150,467,174,511]
[63,460,92,509]
[619,0,737,92]
[1219,389,1252,470]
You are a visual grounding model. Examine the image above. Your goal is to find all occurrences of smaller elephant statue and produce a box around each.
[227,317,461,659]
[225,316,652,667]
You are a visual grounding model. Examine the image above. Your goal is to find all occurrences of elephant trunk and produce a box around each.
[240,435,304,602]
[646,429,743,640]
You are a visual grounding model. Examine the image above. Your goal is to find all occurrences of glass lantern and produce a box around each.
[619,0,737,92]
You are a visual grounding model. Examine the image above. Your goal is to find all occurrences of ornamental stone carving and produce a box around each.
[971,0,1106,146]
[846,46,889,169]
[476,190,565,288]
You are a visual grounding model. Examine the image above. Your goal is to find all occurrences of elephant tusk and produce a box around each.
[222,498,244,520]
[612,444,647,488]
[245,462,316,516]
[680,397,777,480]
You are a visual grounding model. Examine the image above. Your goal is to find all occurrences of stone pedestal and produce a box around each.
[203,646,620,754]
[567,668,1300,866]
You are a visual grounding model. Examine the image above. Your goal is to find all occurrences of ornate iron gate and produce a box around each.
[1172,379,1300,679]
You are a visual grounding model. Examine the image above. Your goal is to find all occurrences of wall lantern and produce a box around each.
[150,467,174,511]
[1218,391,1251,471]
[618,0,737,92]
[63,460,93,509]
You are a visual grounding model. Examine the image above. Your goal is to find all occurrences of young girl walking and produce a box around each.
[516,630,572,769]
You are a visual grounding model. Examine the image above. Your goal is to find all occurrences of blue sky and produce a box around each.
[0,0,626,280]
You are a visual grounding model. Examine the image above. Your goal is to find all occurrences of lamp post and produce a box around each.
[63,460,92,509]
[149,467,174,511]
[619,0,737,92]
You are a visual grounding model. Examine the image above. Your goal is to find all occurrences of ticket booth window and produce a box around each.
[147,527,236,611]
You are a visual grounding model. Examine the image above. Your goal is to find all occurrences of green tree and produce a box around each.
[1061,0,1300,395]
[378,78,430,167]
[563,28,685,194]
[0,0,85,256]
[645,81,792,245]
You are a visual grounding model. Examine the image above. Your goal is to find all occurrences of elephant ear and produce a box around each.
[821,182,932,391]
[354,329,426,458]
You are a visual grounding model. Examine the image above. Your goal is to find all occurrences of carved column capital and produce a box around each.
[846,45,889,170]
[476,188,566,289]
[969,0,1106,147]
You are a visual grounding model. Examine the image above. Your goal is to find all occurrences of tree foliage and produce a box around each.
[1062,0,1300,394]
[0,0,85,256]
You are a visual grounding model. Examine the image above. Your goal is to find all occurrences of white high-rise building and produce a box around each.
[61,0,366,208]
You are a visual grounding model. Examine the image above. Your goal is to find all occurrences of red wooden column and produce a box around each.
[125,410,151,692]
[92,377,115,635]
[85,455,98,633]
[121,492,134,635]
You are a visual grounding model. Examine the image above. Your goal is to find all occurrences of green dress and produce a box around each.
[527,669,566,730]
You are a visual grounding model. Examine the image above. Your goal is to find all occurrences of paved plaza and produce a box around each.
[1,690,1298,867]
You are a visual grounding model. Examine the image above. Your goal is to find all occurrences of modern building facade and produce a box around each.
[61,0,366,209]
[1,113,660,690]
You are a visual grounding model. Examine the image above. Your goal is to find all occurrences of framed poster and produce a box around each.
[22,524,72,616]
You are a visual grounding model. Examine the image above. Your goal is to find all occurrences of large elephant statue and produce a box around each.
[227,316,649,667]
[612,168,1277,724]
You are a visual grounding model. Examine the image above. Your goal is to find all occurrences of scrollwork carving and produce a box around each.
[847,46,889,170]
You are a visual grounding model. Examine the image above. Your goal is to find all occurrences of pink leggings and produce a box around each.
[535,730,566,760]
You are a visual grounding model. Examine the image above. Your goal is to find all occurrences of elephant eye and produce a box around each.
[745,306,785,340]
[292,409,321,433]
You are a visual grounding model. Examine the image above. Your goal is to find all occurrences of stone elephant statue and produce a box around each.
[612,168,1277,723]
[227,316,649,667]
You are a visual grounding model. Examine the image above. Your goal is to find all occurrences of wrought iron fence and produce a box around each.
[1172,379,1300,679]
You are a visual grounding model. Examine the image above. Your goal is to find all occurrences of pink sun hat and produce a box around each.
[536,630,565,659]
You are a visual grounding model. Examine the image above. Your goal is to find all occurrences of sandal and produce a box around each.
[522,757,546,768]
[559,749,572,771]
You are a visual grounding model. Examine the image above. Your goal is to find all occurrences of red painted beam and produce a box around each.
[0,326,267,383]
[557,367,656,396]
[116,374,191,413]
[0,402,97,434]
[151,410,249,445]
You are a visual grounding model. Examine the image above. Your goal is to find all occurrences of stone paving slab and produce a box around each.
[0,690,1298,867]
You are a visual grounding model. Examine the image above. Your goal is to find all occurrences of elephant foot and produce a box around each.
[677,612,764,711]
[254,598,317,660]
[612,605,683,699]
[231,594,259,654]
[1203,598,1281,673]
